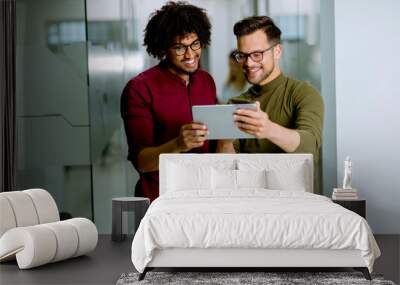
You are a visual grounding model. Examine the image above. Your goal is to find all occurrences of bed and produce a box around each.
[131,154,380,280]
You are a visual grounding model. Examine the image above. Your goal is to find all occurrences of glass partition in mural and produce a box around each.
[268,0,321,90]
[86,0,142,233]
[268,0,322,193]
[16,0,92,219]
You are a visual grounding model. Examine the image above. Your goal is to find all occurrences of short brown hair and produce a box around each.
[233,16,281,44]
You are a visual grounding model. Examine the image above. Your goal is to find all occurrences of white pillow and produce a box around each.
[212,168,267,190]
[237,159,309,191]
[167,162,212,191]
[212,168,237,190]
[266,162,307,191]
[236,169,267,188]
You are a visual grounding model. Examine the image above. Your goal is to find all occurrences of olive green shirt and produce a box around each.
[229,73,324,192]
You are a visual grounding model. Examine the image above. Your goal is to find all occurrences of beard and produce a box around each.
[244,61,275,85]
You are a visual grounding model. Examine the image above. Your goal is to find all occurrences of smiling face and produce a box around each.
[237,29,281,85]
[166,32,202,82]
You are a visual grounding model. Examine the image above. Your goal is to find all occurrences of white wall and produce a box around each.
[335,0,400,233]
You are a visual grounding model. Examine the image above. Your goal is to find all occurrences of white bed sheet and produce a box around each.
[131,190,380,273]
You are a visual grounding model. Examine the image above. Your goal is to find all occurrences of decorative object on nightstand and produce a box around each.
[112,197,150,242]
[332,156,359,200]
[332,199,366,219]
[342,156,353,189]
[332,156,365,218]
[332,188,359,200]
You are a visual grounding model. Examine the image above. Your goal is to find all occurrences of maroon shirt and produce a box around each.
[121,61,217,202]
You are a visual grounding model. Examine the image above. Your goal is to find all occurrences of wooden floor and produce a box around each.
[0,235,398,285]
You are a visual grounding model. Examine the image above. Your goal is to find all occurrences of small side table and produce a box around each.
[332,199,366,218]
[112,197,150,242]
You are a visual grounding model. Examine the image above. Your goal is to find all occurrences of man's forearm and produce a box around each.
[266,122,300,153]
[137,138,182,173]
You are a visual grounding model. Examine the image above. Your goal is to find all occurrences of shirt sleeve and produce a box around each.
[292,83,324,157]
[120,77,154,169]
[232,140,241,153]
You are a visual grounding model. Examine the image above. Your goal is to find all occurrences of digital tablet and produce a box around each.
[192,104,257,140]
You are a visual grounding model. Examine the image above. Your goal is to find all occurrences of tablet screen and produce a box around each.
[192,104,257,140]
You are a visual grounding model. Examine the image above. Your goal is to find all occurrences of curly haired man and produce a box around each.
[121,1,216,201]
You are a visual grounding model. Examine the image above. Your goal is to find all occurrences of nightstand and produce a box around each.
[332,199,366,218]
[112,197,150,242]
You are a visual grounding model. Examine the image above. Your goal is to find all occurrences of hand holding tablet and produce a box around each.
[176,123,209,151]
[192,103,257,140]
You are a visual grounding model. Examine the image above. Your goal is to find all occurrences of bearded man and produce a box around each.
[217,16,324,193]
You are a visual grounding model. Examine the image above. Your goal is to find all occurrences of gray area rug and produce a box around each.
[116,271,396,285]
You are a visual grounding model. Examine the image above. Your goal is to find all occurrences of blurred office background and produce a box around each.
[17,0,398,236]
[14,0,325,233]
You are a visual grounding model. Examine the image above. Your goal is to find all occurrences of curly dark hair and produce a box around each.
[143,1,211,59]
[234,16,281,44]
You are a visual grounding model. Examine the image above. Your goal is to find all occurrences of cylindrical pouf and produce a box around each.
[42,221,79,262]
[0,196,17,237]
[0,189,98,269]
[23,189,59,224]
[0,218,98,269]
[0,226,57,269]
[0,191,39,227]
[65,218,98,257]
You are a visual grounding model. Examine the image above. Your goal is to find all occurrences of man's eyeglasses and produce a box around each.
[171,40,202,56]
[234,43,279,64]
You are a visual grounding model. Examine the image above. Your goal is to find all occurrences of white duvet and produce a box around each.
[131,190,380,273]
